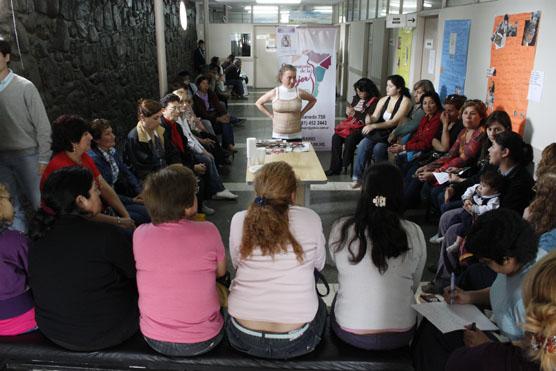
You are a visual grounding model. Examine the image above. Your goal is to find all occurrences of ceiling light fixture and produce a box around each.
[256,0,301,4]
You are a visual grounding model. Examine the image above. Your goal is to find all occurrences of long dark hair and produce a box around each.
[335,163,408,273]
[386,74,411,99]
[29,167,94,240]
[494,131,533,166]
[353,78,380,99]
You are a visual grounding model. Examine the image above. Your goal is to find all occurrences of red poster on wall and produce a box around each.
[486,11,541,134]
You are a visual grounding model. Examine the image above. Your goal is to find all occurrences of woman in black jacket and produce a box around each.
[29,167,138,351]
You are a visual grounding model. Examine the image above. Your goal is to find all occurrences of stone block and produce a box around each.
[54,18,70,52]
[46,0,59,18]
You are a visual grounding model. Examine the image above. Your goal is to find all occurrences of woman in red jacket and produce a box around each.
[388,91,443,171]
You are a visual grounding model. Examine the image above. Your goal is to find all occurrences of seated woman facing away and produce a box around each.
[0,183,37,336]
[41,114,135,230]
[29,167,138,351]
[88,118,150,226]
[411,209,546,371]
[133,164,226,357]
[446,250,556,371]
[226,161,327,360]
[329,163,426,350]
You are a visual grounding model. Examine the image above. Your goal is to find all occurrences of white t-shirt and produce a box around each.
[228,206,326,324]
[329,218,426,332]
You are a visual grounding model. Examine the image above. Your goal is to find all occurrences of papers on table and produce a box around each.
[432,172,450,185]
[412,302,499,334]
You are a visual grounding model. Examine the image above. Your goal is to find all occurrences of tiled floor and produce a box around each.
[205,90,440,283]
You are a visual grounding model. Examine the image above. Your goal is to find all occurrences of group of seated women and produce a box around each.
[1,156,555,370]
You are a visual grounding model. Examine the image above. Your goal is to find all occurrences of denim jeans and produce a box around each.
[0,150,41,233]
[193,152,225,195]
[144,329,224,357]
[352,137,388,181]
[226,297,327,360]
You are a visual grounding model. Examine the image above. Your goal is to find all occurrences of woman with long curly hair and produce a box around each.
[527,168,556,252]
[226,161,326,359]
[536,143,556,179]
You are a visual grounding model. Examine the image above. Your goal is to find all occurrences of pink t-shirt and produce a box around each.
[133,219,225,343]
[228,206,326,324]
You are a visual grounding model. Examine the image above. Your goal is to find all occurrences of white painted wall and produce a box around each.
[206,23,255,86]
[433,0,556,155]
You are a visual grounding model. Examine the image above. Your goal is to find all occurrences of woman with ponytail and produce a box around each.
[445,251,556,371]
[226,161,326,359]
[329,163,426,350]
[29,167,138,351]
[351,75,413,188]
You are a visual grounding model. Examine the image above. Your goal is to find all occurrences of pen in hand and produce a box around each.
[450,272,456,304]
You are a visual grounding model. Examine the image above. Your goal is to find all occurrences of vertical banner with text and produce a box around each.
[278,27,337,151]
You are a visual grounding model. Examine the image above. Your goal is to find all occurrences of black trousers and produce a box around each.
[328,131,363,173]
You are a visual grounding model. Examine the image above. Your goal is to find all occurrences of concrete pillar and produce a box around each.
[154,0,167,97]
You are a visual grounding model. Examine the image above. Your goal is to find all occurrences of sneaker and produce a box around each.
[429,233,445,244]
[213,189,238,200]
[350,180,361,189]
[201,205,215,215]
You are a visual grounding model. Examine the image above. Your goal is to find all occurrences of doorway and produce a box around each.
[419,16,438,82]
[254,25,279,88]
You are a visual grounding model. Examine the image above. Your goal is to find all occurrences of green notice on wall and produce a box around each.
[396,29,413,83]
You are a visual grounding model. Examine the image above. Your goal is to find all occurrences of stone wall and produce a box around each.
[0,0,197,137]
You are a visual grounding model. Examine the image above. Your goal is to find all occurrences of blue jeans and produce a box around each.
[144,329,224,357]
[0,150,41,233]
[352,137,388,181]
[193,152,225,195]
[120,196,151,225]
[226,297,327,360]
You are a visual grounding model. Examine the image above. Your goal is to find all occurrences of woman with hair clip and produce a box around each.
[325,78,380,176]
[255,64,317,141]
[226,161,327,359]
[329,163,426,350]
[412,209,546,371]
[351,74,413,189]
[29,167,138,351]
[445,250,556,371]
[526,169,556,252]
[41,114,135,230]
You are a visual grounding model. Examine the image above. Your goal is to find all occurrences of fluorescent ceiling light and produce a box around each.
[256,0,301,4]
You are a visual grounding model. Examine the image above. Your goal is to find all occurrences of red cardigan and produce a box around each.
[405,112,442,151]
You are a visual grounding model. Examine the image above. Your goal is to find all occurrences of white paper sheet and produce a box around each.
[428,50,436,74]
[527,70,544,103]
[412,302,499,334]
[432,172,450,185]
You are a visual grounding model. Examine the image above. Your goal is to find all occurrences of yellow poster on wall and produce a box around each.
[396,29,413,83]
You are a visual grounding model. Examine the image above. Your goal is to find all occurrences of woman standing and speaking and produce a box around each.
[255,64,317,141]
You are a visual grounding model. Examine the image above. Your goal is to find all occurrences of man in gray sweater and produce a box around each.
[0,38,52,232]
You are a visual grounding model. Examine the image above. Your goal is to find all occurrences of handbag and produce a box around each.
[334,116,364,139]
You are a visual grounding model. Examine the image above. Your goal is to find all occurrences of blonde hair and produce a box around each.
[522,251,556,370]
[0,183,13,224]
[528,169,556,236]
[537,143,556,178]
[277,64,296,83]
[172,88,192,105]
[240,162,303,262]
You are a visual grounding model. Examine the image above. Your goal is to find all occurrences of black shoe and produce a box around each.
[325,169,341,176]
